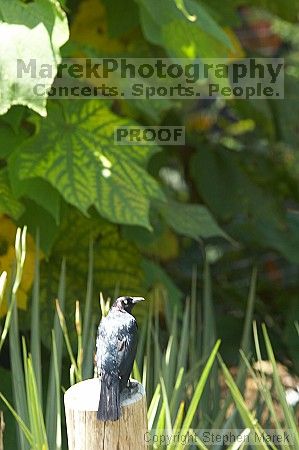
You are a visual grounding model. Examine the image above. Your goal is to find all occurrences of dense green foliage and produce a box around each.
[0,0,299,350]
[1,232,298,449]
[1,0,299,447]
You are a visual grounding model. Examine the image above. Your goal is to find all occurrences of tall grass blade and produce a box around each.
[190,265,197,368]
[136,321,147,370]
[155,404,166,449]
[22,338,48,449]
[169,367,184,417]
[213,271,257,429]
[133,360,141,383]
[52,331,62,450]
[202,260,218,421]
[0,271,7,312]
[202,260,216,356]
[262,324,299,448]
[227,429,251,450]
[239,349,288,448]
[176,299,190,376]
[176,339,221,450]
[219,355,273,450]
[0,271,8,351]
[82,239,94,379]
[75,301,83,380]
[148,383,161,430]
[145,302,153,395]
[30,230,42,402]
[165,307,178,396]
[188,431,209,450]
[241,268,257,355]
[153,304,161,390]
[160,376,172,431]
[46,259,66,450]
[83,315,96,379]
[9,228,29,450]
[0,393,33,446]
[1,227,27,353]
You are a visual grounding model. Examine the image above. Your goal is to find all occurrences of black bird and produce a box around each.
[96,295,145,421]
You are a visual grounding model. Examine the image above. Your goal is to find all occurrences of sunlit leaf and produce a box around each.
[0,0,69,116]
[10,100,163,229]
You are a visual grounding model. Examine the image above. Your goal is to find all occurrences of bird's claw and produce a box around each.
[126,380,138,397]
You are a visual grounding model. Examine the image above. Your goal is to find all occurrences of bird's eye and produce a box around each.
[123,299,128,305]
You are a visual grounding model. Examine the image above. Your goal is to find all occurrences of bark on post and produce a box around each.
[0,411,4,450]
[64,378,147,450]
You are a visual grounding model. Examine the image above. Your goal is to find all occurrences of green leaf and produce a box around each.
[46,259,66,450]
[219,355,272,450]
[161,19,230,58]
[141,259,183,305]
[138,0,232,58]
[17,200,59,255]
[0,168,24,219]
[0,367,18,448]
[39,208,146,348]
[262,324,299,448]
[191,146,282,222]
[0,392,33,447]
[102,0,140,38]
[1,106,25,132]
[156,200,228,240]
[10,176,61,224]
[0,120,28,158]
[147,383,161,429]
[49,208,145,295]
[10,100,164,229]
[177,339,221,450]
[0,0,69,117]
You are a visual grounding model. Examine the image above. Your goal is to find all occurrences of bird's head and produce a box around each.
[113,296,145,313]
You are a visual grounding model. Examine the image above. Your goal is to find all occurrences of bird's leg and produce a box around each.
[126,379,139,397]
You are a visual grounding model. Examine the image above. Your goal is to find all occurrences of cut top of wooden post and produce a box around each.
[64,378,148,450]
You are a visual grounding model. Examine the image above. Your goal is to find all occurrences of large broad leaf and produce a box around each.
[191,147,281,221]
[10,177,61,224]
[49,209,145,297]
[39,208,146,346]
[0,168,23,219]
[155,200,229,240]
[9,100,164,229]
[0,120,28,158]
[141,258,183,304]
[0,0,69,117]
[138,0,233,58]
[17,200,59,255]
[229,211,299,265]
[102,0,140,38]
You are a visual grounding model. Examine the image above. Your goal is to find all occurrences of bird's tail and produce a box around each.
[97,373,120,421]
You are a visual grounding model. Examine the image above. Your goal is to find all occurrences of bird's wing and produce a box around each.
[96,316,118,377]
[117,320,138,388]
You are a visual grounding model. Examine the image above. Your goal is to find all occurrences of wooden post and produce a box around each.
[0,410,4,450]
[64,378,147,450]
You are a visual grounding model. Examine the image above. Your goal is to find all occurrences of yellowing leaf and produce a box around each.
[71,0,127,54]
